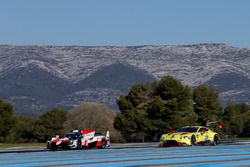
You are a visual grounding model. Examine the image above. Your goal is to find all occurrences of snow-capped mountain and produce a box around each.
[0,44,250,115]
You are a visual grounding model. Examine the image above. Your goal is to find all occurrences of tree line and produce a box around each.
[114,76,250,142]
[1,75,250,143]
[0,102,124,143]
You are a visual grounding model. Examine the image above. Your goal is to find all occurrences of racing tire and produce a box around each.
[191,135,196,146]
[47,143,50,149]
[212,135,219,146]
[98,137,107,149]
[50,144,58,151]
[77,139,82,149]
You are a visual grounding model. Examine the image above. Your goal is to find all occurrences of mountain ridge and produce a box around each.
[0,43,250,115]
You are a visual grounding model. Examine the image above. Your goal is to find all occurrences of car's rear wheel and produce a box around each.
[191,135,196,146]
[212,135,219,146]
[50,144,58,151]
[77,139,82,149]
[47,143,50,149]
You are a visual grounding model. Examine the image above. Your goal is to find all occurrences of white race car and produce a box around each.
[47,129,110,150]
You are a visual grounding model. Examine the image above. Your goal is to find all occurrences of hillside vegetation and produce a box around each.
[1,76,249,143]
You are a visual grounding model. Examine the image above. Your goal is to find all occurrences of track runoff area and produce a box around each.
[1,141,250,167]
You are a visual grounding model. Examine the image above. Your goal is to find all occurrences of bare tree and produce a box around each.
[64,103,124,142]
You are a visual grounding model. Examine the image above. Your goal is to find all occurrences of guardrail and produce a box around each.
[219,135,238,144]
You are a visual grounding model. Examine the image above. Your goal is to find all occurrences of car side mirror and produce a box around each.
[200,130,206,134]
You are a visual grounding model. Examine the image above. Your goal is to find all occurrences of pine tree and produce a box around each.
[193,85,222,126]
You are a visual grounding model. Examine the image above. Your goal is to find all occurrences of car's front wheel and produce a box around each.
[98,137,107,149]
[212,135,219,146]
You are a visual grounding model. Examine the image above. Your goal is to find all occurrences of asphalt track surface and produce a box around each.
[0,141,250,167]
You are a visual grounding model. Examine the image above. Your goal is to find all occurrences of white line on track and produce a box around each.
[0,143,250,167]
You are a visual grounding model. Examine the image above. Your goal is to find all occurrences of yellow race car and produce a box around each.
[159,126,219,147]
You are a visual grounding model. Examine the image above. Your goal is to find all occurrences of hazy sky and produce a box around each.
[0,0,250,47]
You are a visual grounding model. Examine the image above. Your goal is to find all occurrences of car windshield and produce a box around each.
[64,133,80,140]
[176,127,198,133]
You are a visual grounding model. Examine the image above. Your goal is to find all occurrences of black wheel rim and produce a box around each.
[214,136,218,145]
[78,140,81,148]
[191,136,196,145]
[102,138,106,148]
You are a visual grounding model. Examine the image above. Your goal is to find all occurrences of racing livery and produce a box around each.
[47,129,110,150]
[159,126,219,147]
